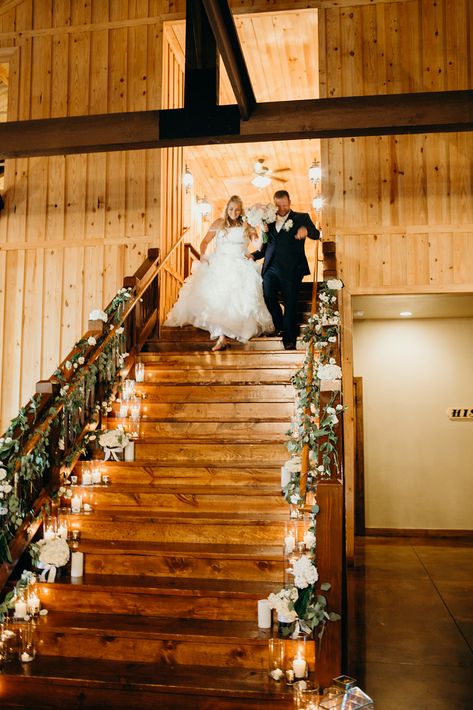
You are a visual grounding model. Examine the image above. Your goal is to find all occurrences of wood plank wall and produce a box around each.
[318,0,473,293]
[0,1,177,430]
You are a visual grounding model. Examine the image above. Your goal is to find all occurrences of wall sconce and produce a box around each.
[312,195,324,212]
[182,164,194,192]
[308,159,322,185]
[196,196,212,217]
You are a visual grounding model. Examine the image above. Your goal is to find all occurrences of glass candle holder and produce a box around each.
[118,400,129,418]
[122,379,135,401]
[18,621,36,663]
[135,362,145,382]
[268,638,285,681]
[293,680,320,709]
[129,398,141,421]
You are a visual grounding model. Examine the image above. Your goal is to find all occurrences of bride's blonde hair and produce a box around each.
[223,195,245,229]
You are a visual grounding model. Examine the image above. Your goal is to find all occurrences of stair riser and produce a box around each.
[144,340,296,352]
[122,421,289,441]
[68,517,286,545]
[134,443,287,464]
[84,553,284,582]
[129,369,295,385]
[111,401,293,420]
[37,632,268,668]
[38,589,261,622]
[74,464,281,487]
[139,352,303,367]
[0,679,294,710]
[133,384,294,402]
[75,490,286,513]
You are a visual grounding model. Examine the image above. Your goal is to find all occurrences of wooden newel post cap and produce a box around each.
[322,241,336,255]
[123,275,139,290]
[147,247,160,261]
[88,320,104,333]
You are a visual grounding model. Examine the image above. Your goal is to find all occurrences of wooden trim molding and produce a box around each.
[365,528,473,539]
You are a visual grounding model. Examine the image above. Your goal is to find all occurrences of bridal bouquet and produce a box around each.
[99,429,130,460]
[34,536,70,582]
[245,203,277,231]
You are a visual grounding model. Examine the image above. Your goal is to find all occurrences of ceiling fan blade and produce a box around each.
[271,167,291,173]
[273,176,288,183]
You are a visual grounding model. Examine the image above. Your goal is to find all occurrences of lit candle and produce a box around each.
[124,441,135,461]
[71,495,82,513]
[71,550,84,577]
[14,599,28,619]
[292,653,307,679]
[43,527,56,540]
[102,474,110,485]
[57,522,68,540]
[81,470,92,486]
[27,594,41,616]
[83,503,93,512]
[20,651,35,663]
[118,401,128,418]
[257,599,272,629]
[91,466,102,484]
[130,402,141,421]
[284,532,295,554]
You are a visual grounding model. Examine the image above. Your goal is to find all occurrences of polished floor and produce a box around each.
[347,537,473,710]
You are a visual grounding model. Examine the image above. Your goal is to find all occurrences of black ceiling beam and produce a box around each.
[201,0,256,120]
[184,0,218,110]
[0,91,471,159]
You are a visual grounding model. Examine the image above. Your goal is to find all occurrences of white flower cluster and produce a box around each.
[267,587,299,622]
[37,536,70,567]
[317,362,342,381]
[245,203,278,228]
[283,219,294,232]
[282,456,302,475]
[89,309,108,323]
[326,279,343,290]
[99,429,129,449]
[293,555,319,589]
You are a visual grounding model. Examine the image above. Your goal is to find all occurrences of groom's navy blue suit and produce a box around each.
[252,211,320,348]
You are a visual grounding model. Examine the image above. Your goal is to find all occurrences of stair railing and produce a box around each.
[0,247,165,589]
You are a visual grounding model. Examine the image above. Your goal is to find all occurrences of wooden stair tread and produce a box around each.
[79,462,281,470]
[39,574,281,597]
[3,656,291,700]
[77,539,283,558]
[36,612,272,641]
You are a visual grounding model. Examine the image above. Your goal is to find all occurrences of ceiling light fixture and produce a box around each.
[308,159,322,185]
[251,174,271,189]
[182,165,194,192]
[196,196,211,217]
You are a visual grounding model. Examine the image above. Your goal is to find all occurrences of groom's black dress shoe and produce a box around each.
[284,342,296,350]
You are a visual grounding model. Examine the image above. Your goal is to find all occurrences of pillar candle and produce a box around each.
[135,363,145,382]
[281,465,291,489]
[284,532,295,554]
[91,467,102,484]
[292,654,307,679]
[71,495,82,513]
[124,442,135,461]
[71,551,84,577]
[81,471,92,486]
[257,599,272,629]
[14,600,28,619]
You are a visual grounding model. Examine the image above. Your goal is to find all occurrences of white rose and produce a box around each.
[65,360,72,370]
[0,506,8,514]
[78,357,85,365]
[3,484,12,493]
[89,309,108,323]
[326,279,343,290]
[0,468,7,480]
[5,437,12,444]
[87,336,97,346]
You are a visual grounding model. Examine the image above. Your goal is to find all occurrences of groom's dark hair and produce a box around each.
[273,189,290,200]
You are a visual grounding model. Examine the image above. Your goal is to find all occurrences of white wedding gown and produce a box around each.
[165,226,274,342]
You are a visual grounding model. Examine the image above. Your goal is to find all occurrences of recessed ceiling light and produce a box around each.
[400,311,412,317]
[353,310,364,317]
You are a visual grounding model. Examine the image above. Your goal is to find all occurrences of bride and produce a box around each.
[165,195,274,351]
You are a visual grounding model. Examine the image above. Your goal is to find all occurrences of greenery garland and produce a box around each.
[0,287,132,564]
[268,278,344,639]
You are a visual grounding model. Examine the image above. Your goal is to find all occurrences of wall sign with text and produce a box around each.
[447,407,473,420]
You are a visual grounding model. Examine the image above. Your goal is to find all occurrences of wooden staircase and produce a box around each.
[2,308,315,708]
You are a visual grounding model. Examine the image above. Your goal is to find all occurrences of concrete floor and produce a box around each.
[347,537,473,710]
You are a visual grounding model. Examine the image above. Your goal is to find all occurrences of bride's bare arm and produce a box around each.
[200,219,223,259]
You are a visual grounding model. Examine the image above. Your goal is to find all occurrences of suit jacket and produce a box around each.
[252,210,320,278]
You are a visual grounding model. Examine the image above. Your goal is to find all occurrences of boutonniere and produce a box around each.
[283,219,293,232]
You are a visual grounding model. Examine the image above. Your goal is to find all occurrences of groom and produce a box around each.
[249,190,320,350]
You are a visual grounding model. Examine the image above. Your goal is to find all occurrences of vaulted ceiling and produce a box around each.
[167,9,322,216]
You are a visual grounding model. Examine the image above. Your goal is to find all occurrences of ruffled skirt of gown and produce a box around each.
[165,251,274,342]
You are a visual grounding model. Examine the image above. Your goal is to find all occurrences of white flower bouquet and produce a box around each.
[89,309,108,323]
[35,536,70,582]
[245,203,277,229]
[99,429,130,461]
[267,587,299,623]
[317,363,342,381]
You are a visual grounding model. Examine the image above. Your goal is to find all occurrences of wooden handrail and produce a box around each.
[0,246,162,589]
[184,242,200,279]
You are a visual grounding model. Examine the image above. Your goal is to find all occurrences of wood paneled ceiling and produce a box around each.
[168,9,321,216]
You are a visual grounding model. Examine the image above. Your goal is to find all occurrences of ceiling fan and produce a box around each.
[251,159,290,188]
